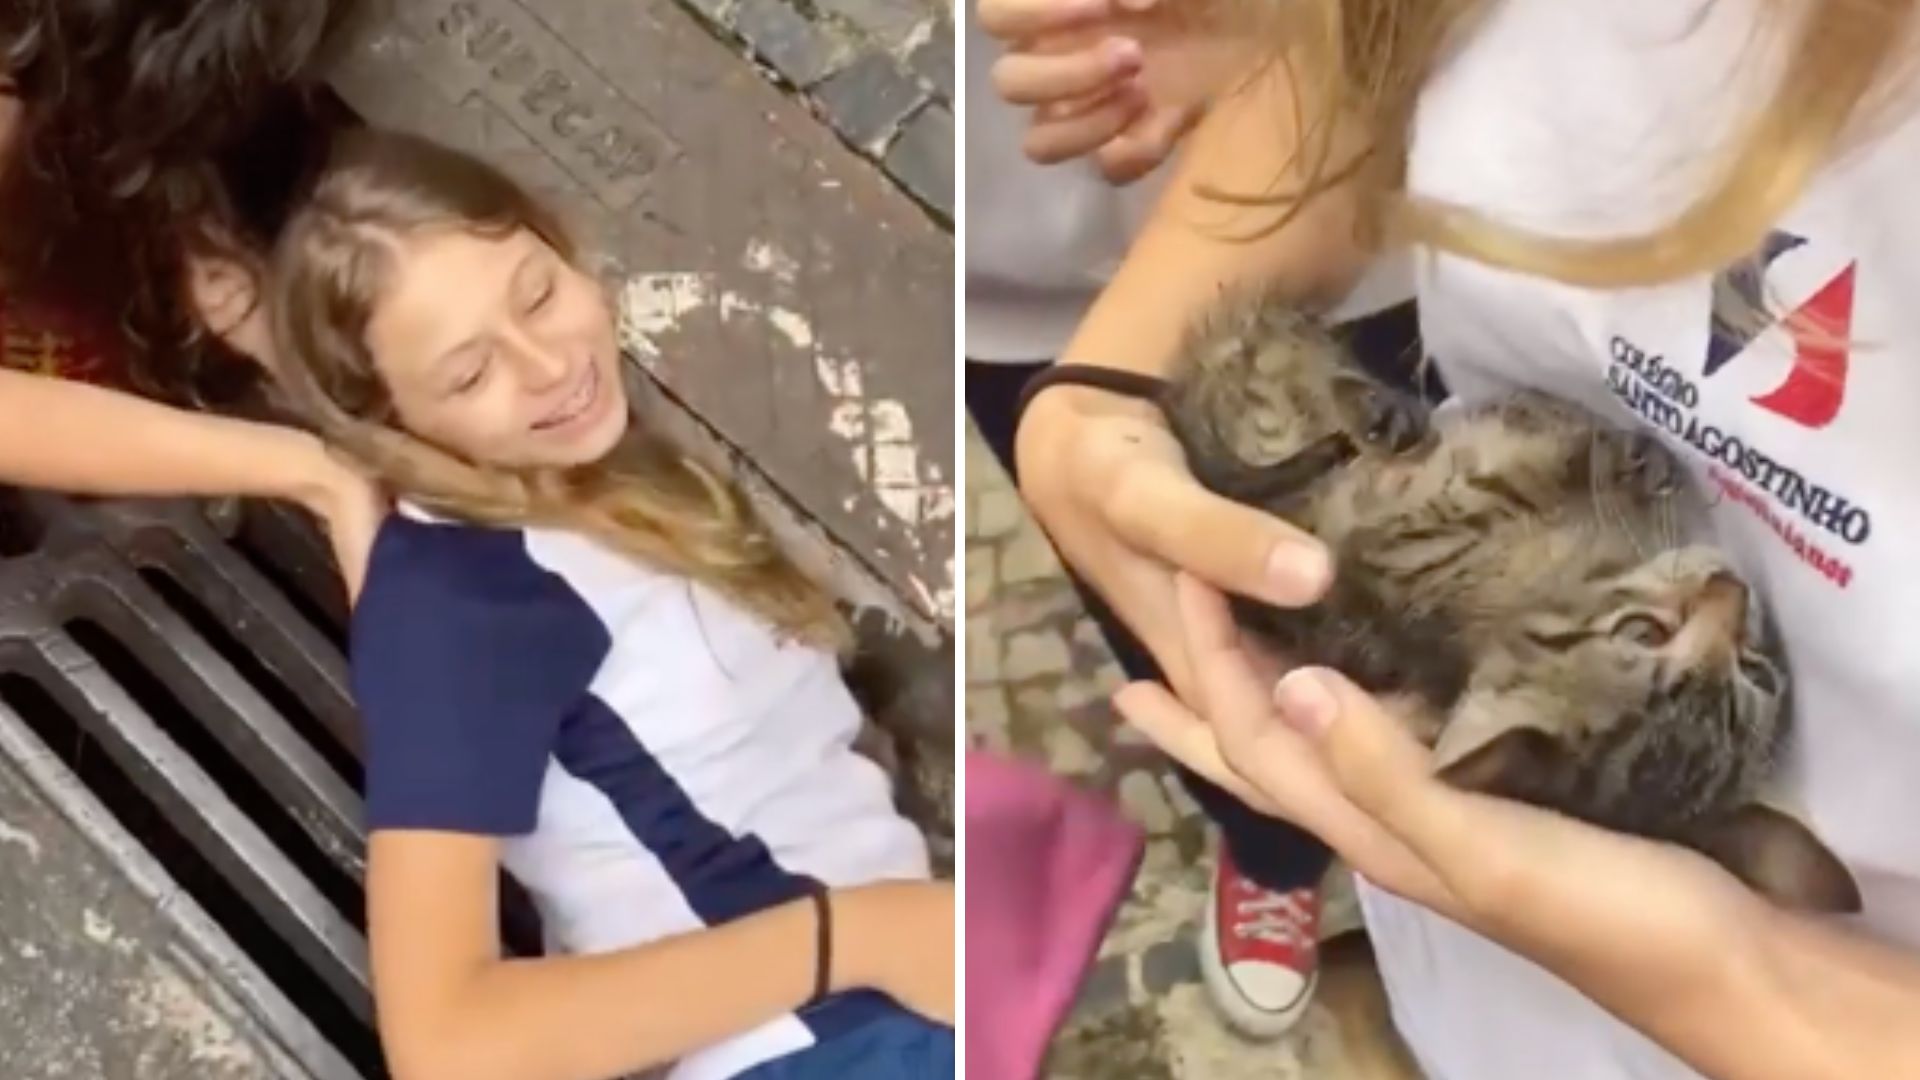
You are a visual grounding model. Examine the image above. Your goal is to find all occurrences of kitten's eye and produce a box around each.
[1738,654,1781,695]
[1611,614,1671,647]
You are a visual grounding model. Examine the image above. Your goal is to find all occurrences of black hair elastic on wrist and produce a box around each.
[807,884,832,1005]
[1012,364,1169,440]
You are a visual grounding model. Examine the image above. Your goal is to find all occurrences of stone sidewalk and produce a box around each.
[966,423,1420,1079]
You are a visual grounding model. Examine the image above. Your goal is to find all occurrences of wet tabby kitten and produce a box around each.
[1163,294,1859,913]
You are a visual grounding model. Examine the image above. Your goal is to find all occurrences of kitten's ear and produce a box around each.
[1689,804,1862,914]
[1433,725,1562,799]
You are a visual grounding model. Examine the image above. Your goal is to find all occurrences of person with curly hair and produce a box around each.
[0,0,380,591]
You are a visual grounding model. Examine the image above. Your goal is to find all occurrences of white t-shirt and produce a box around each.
[353,511,929,1080]
[964,9,1164,363]
[964,9,1416,362]
[1365,2,1920,1077]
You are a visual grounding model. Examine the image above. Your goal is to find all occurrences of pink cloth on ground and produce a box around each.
[964,750,1144,1080]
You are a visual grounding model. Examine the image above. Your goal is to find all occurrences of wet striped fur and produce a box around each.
[1163,292,1858,912]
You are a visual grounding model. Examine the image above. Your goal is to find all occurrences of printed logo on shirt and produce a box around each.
[1603,231,1872,590]
[1702,229,1857,429]
[0,288,122,386]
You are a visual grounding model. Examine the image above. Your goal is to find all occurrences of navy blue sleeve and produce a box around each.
[350,517,612,835]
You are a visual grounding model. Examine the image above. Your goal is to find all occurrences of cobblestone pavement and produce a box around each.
[966,423,1422,1079]
[680,0,954,218]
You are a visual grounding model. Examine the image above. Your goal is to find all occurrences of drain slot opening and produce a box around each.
[138,567,362,788]
[64,618,365,929]
[0,674,383,1076]
[231,516,349,654]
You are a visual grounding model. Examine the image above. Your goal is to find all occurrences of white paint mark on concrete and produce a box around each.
[828,402,866,441]
[619,275,817,356]
[742,240,801,284]
[900,17,938,55]
[906,565,957,625]
[130,961,261,1072]
[869,400,913,443]
[82,909,115,946]
[814,355,865,397]
[612,270,954,620]
[617,273,714,359]
[922,485,956,523]
[16,943,40,960]
[766,307,815,350]
[0,816,41,861]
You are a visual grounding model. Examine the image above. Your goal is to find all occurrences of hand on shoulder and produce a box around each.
[292,438,388,603]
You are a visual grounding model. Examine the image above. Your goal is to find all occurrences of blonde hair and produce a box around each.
[1224,0,1916,289]
[271,128,846,648]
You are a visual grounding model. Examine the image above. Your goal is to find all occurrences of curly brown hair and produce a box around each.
[0,0,362,403]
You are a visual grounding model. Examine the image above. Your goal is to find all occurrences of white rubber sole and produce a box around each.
[1198,873,1319,1042]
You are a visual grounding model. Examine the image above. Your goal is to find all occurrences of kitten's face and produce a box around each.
[1536,548,1782,708]
[1455,547,1787,829]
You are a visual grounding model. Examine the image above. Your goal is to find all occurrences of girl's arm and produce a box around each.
[367,830,951,1080]
[0,367,335,503]
[1012,63,1373,694]
[0,369,381,592]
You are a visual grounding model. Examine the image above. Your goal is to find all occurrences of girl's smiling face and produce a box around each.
[363,224,628,469]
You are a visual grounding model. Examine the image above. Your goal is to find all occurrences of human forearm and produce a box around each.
[0,368,336,506]
[1578,900,1920,1080]
[386,887,921,1080]
[1484,863,1920,1080]
[1750,905,1920,1078]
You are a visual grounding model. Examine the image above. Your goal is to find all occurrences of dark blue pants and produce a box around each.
[734,1009,954,1079]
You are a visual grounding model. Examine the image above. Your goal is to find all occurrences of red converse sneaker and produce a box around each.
[1198,846,1320,1040]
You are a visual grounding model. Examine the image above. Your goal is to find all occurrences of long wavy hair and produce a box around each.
[1218,0,1916,290]
[0,0,360,401]
[270,129,846,648]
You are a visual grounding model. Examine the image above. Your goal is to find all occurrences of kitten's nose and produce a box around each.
[1690,571,1749,639]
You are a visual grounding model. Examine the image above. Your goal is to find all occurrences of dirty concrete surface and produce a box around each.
[966,423,1423,1079]
[0,706,349,1080]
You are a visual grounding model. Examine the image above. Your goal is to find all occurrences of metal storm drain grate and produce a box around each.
[0,493,375,1078]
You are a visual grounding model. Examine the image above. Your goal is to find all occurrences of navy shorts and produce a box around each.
[734,1008,953,1079]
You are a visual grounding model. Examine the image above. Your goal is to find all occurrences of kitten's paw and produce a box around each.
[1584,430,1684,500]
[1366,394,1432,454]
[1334,376,1431,456]
[1619,432,1684,498]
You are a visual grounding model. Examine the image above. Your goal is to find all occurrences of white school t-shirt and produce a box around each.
[1364,2,1920,1078]
[352,511,930,1080]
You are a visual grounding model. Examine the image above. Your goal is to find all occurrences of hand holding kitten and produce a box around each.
[1116,573,1770,999]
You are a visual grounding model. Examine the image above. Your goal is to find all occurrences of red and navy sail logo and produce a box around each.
[1603,230,1871,588]
[1702,229,1856,429]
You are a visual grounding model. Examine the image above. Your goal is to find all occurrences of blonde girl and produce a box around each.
[270,128,953,1080]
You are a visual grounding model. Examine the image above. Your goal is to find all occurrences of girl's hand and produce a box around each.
[1014,386,1331,698]
[837,880,956,1026]
[291,442,387,603]
[978,0,1241,180]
